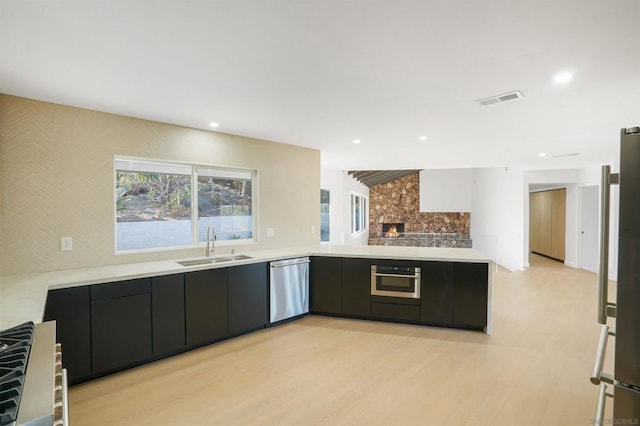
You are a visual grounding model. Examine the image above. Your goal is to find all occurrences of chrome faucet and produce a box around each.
[205,225,217,257]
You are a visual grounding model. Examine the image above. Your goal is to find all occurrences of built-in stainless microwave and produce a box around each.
[371,265,421,299]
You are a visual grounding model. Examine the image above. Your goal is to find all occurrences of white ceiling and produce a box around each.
[1,1,639,171]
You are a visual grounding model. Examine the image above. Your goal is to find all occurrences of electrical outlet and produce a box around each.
[311,225,315,234]
[266,228,274,237]
[60,237,73,251]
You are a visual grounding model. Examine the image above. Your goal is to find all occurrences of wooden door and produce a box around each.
[551,189,566,261]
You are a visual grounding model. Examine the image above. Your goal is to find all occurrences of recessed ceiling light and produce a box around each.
[323,161,328,165]
[209,122,219,128]
[353,139,361,144]
[553,72,573,85]
[418,136,428,141]
[538,152,547,157]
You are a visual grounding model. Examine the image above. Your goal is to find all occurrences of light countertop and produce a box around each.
[0,244,491,330]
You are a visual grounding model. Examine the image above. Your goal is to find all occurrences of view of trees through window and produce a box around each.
[197,173,253,241]
[115,159,255,251]
[116,172,191,222]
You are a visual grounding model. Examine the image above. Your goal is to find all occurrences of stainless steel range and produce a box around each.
[0,321,68,426]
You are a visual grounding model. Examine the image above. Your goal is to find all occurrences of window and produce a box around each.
[320,189,330,242]
[115,158,255,252]
[351,192,367,235]
[197,168,253,242]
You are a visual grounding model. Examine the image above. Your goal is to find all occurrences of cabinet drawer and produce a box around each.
[91,278,151,302]
[371,302,420,321]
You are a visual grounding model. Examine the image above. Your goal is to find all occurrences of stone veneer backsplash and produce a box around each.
[369,172,470,237]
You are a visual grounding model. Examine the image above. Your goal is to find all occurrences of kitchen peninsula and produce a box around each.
[0,244,492,384]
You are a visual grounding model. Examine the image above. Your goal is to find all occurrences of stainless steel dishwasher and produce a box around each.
[269,257,310,323]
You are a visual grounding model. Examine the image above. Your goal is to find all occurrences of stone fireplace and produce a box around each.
[368,172,471,248]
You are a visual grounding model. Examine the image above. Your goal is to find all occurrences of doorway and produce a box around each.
[580,185,599,273]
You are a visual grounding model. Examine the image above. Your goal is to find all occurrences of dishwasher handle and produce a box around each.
[271,258,311,268]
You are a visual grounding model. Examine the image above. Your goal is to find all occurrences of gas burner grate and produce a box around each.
[0,322,34,426]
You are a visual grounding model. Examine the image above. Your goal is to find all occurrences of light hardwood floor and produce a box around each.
[69,255,614,425]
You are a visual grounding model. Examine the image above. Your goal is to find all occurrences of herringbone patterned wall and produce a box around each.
[0,94,320,275]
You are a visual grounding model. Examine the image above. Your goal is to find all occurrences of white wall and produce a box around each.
[471,167,526,272]
[578,164,619,281]
[564,185,579,268]
[320,169,370,246]
[0,95,321,274]
[419,169,473,212]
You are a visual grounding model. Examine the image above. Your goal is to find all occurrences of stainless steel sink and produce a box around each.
[177,254,252,267]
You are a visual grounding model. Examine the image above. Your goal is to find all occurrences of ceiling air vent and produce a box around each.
[475,90,524,107]
[552,153,580,158]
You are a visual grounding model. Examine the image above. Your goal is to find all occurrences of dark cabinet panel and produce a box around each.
[453,263,488,328]
[420,262,454,324]
[310,256,342,314]
[185,268,228,346]
[228,263,268,334]
[91,278,149,301]
[342,258,371,317]
[371,302,420,321]
[91,279,152,374]
[152,274,186,357]
[43,286,91,384]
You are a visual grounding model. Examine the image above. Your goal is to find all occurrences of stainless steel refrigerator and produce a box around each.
[613,126,640,420]
[592,127,640,424]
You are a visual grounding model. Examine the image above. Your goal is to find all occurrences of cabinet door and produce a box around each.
[342,258,371,317]
[152,274,186,357]
[228,263,268,335]
[91,279,152,375]
[420,262,454,324]
[453,263,488,329]
[43,286,91,384]
[310,256,342,314]
[185,268,228,346]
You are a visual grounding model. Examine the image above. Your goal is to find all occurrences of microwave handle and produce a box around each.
[372,272,420,279]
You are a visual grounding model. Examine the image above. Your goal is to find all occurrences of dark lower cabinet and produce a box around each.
[44,257,490,385]
[43,286,91,384]
[185,268,228,346]
[342,258,371,317]
[91,278,152,375]
[420,262,454,325]
[371,302,420,321]
[151,274,186,356]
[310,256,342,314]
[453,262,488,328]
[228,263,268,334]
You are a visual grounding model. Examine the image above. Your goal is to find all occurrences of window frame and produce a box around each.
[114,157,257,254]
[350,191,368,236]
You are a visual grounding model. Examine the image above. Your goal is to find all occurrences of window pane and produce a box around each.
[116,170,192,250]
[197,173,253,242]
[354,196,361,231]
[320,189,330,242]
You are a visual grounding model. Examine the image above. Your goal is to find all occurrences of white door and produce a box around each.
[580,185,599,273]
